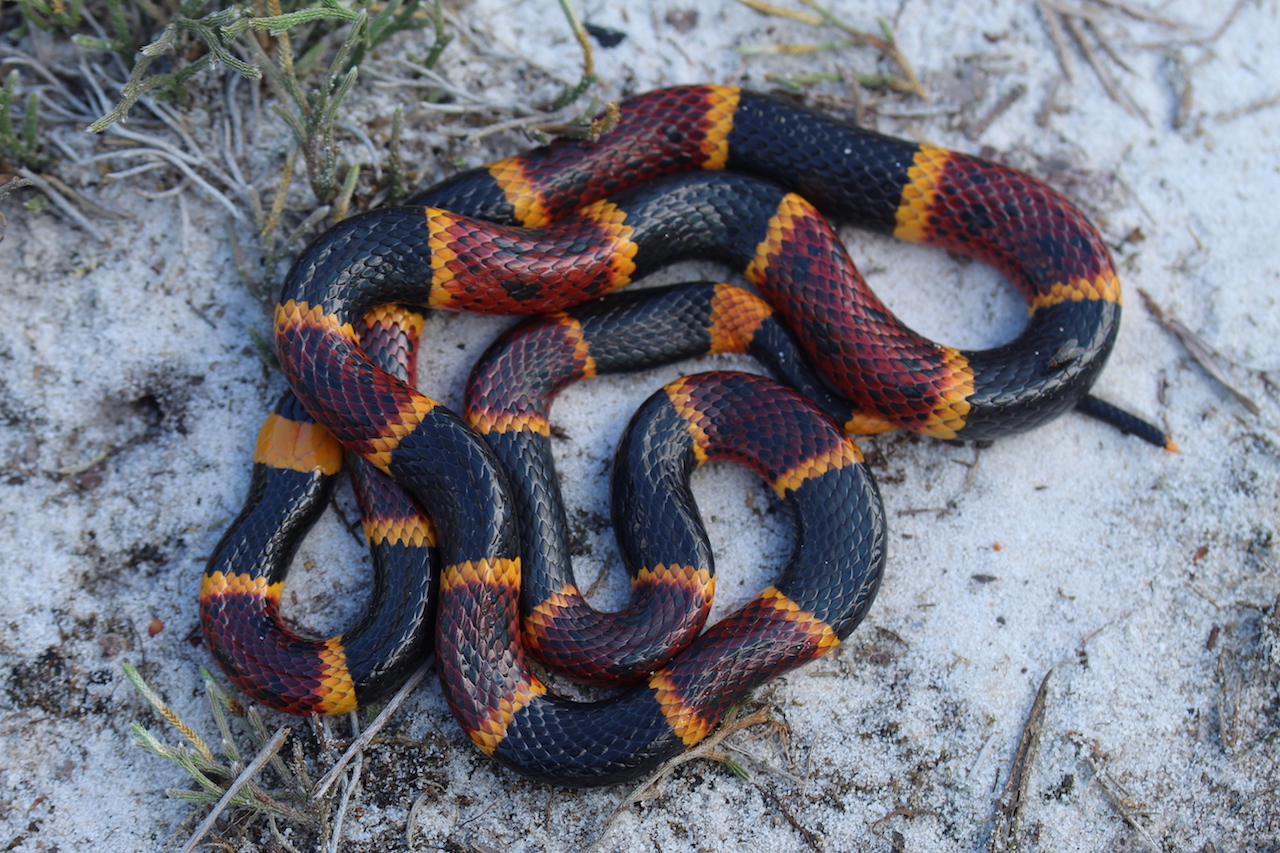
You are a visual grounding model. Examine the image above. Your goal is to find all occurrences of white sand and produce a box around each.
[1,0,1277,850]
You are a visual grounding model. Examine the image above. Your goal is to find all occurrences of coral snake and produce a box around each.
[202,85,1170,786]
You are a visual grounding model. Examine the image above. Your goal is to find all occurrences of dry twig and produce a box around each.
[1067,733,1163,851]
[1213,94,1280,124]
[14,166,107,240]
[871,807,942,851]
[587,706,774,851]
[1053,4,1149,124]
[1090,0,1191,30]
[989,669,1053,852]
[1039,0,1076,81]
[1138,288,1260,416]
[965,83,1027,140]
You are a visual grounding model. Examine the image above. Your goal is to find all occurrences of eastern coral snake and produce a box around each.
[202,85,1171,786]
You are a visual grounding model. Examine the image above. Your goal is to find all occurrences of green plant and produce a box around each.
[84,0,443,205]
[12,0,89,32]
[124,664,330,850]
[0,69,50,169]
[126,665,318,822]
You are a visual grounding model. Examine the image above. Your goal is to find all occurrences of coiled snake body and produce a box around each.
[203,85,1149,786]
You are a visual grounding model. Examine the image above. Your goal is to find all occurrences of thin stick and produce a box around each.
[326,748,363,853]
[751,778,821,850]
[311,657,434,800]
[1085,19,1135,75]
[179,726,291,853]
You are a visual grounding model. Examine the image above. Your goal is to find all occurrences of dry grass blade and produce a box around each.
[740,39,861,56]
[1086,19,1135,75]
[1190,0,1248,45]
[75,148,250,224]
[37,168,127,218]
[1139,288,1260,415]
[326,749,363,853]
[1044,0,1112,24]
[737,0,824,26]
[1036,75,1065,127]
[795,0,888,49]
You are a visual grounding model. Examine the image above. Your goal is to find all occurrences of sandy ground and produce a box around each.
[1,0,1278,851]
